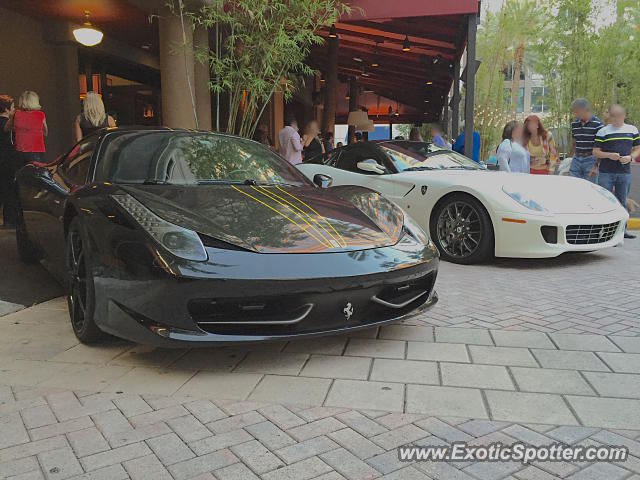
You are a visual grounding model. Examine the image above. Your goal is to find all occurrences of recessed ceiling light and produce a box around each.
[426,81,433,85]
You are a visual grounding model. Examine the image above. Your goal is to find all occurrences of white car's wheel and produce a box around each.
[430,193,494,264]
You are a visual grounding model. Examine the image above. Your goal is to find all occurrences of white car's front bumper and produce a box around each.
[493,209,629,258]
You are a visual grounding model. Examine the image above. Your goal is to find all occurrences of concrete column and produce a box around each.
[52,43,80,155]
[159,8,196,128]
[321,35,339,136]
[442,100,450,139]
[193,25,212,131]
[464,13,477,159]
[347,78,358,144]
[452,62,461,139]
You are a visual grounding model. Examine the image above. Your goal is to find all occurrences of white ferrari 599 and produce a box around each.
[297,141,629,264]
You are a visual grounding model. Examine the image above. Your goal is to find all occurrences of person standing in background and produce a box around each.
[5,91,47,164]
[0,95,17,226]
[593,104,639,239]
[73,91,116,142]
[429,124,448,148]
[302,120,324,160]
[409,127,423,142]
[278,114,303,165]
[452,124,481,162]
[322,131,334,153]
[523,114,558,174]
[497,120,529,173]
[255,124,274,149]
[569,98,603,182]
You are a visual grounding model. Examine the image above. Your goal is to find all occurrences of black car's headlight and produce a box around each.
[112,194,208,261]
[403,212,430,245]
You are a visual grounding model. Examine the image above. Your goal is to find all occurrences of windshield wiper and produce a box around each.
[447,166,478,170]
[196,179,245,185]
[141,179,172,185]
[197,179,299,187]
[403,166,438,171]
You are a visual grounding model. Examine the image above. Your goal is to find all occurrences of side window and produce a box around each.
[61,138,96,185]
[336,147,388,174]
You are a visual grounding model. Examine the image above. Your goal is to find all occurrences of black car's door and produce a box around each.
[31,138,96,275]
[18,157,65,258]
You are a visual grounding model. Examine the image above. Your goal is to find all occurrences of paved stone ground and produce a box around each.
[1,234,640,478]
[2,385,640,480]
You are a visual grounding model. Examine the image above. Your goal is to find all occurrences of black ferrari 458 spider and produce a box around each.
[15,128,439,346]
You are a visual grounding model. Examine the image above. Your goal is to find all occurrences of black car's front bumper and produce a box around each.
[91,235,439,347]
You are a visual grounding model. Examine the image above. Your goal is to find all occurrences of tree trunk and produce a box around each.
[510,43,525,118]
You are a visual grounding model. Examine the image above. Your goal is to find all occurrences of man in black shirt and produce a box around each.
[569,99,604,183]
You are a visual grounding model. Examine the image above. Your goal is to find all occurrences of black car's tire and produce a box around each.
[16,209,38,264]
[430,193,494,265]
[65,217,106,344]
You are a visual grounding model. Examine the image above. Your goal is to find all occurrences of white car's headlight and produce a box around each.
[502,187,547,212]
[589,183,620,206]
[112,194,208,261]
[403,212,430,245]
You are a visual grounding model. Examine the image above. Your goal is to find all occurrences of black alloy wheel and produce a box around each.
[65,218,105,343]
[431,193,494,264]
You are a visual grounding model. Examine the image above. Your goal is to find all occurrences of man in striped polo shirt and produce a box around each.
[593,104,639,239]
[569,99,604,183]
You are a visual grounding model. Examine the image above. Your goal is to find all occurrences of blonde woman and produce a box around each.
[74,92,116,142]
[5,91,48,163]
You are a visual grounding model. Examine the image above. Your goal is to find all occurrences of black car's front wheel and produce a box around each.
[66,218,106,344]
[430,193,494,264]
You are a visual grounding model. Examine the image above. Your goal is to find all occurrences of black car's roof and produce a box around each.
[90,126,265,146]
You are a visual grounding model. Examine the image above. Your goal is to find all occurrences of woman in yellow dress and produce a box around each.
[523,114,558,174]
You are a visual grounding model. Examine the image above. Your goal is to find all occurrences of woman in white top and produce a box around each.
[497,120,530,173]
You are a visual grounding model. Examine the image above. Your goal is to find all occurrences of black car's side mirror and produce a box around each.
[313,173,333,188]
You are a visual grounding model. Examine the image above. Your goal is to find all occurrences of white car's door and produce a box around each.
[300,144,401,197]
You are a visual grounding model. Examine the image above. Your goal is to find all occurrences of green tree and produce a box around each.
[179,0,349,139]
[534,0,595,130]
[501,0,544,116]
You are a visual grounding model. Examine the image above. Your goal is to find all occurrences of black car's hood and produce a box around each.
[121,184,404,253]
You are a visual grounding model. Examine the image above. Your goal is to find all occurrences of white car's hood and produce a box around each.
[400,170,620,215]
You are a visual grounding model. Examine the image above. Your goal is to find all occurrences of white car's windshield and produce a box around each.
[379,142,484,172]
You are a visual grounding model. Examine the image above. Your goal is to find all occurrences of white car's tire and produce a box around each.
[430,193,494,264]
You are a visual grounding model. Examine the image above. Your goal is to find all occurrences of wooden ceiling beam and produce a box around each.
[332,22,456,51]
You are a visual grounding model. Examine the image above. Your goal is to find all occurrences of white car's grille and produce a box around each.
[565,222,620,245]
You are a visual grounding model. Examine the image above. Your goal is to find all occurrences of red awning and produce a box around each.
[344,0,479,20]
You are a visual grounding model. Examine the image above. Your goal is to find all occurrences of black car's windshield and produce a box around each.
[95,131,311,187]
[379,142,483,172]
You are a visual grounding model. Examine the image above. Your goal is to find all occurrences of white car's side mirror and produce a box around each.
[357,160,385,174]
